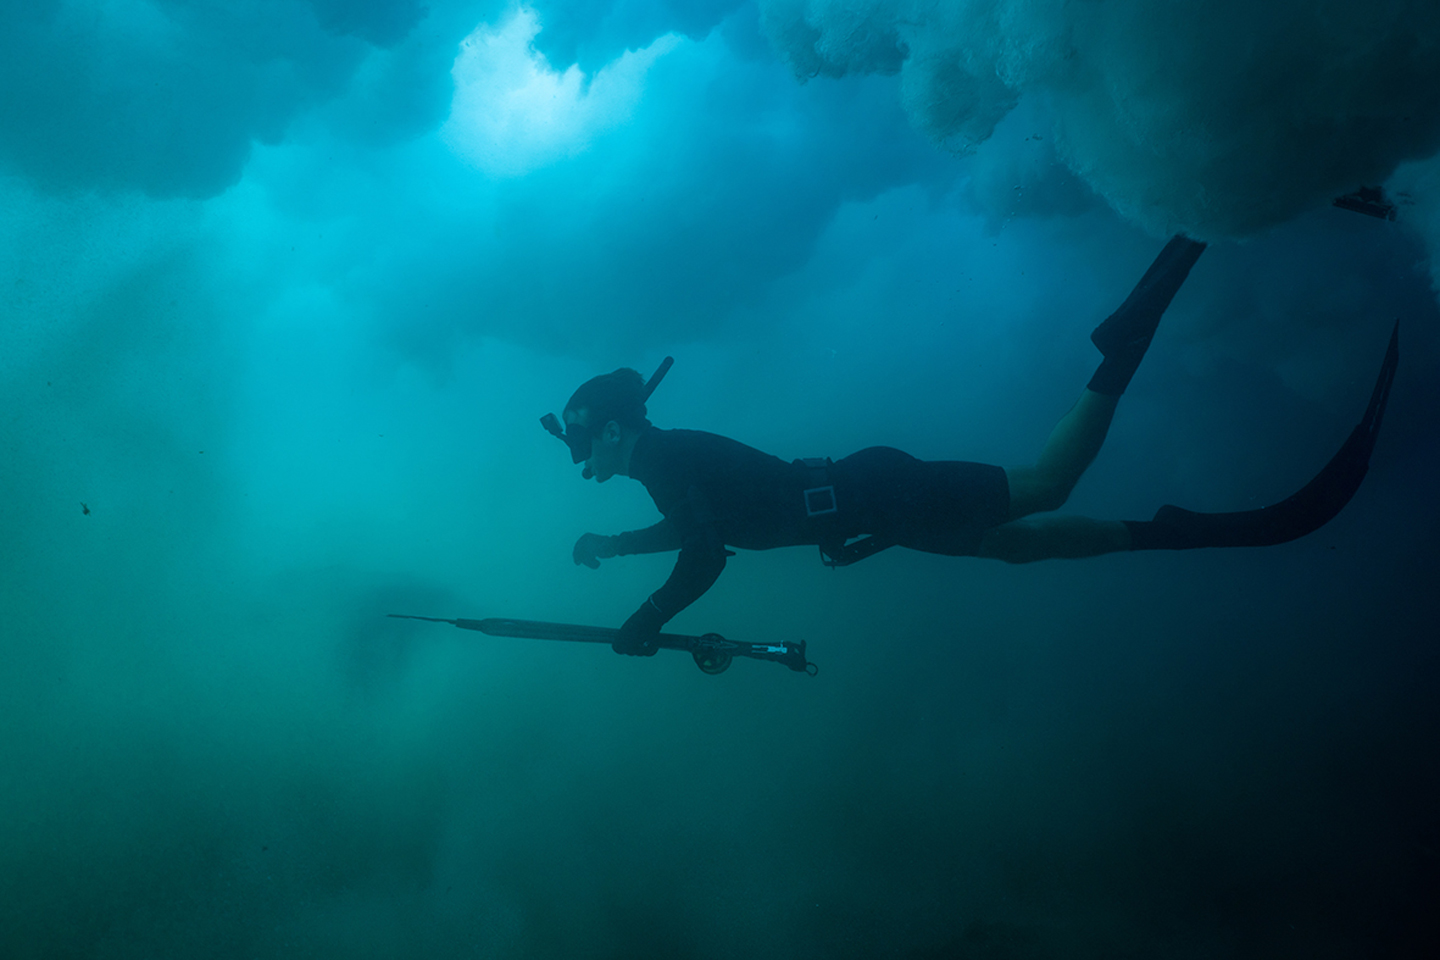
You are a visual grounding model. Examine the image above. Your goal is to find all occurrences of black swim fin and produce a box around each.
[1126,321,1399,550]
[1088,234,1208,396]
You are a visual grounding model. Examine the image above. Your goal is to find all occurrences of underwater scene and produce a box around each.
[3,2,1439,957]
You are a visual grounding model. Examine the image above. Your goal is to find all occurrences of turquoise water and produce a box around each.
[3,3,1439,957]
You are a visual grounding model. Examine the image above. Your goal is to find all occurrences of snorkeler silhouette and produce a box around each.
[543,236,1399,655]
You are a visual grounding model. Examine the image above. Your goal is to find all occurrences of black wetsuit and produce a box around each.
[619,427,1010,625]
[597,236,1397,648]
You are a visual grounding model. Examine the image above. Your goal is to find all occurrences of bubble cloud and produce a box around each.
[759,0,1440,237]
[0,1,489,197]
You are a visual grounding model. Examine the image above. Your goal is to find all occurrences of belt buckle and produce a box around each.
[804,485,837,517]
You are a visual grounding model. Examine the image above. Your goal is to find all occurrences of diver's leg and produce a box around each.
[1006,235,1206,519]
[1006,389,1118,518]
[976,515,1132,564]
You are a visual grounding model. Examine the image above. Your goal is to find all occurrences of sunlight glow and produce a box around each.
[442,6,680,178]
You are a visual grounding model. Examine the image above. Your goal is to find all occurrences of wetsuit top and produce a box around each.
[618,427,1012,625]
[623,427,818,622]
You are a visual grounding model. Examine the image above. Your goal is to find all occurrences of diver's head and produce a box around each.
[541,359,671,480]
[565,368,650,482]
[559,407,629,482]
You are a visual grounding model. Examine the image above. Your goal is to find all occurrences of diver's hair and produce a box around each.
[565,368,653,430]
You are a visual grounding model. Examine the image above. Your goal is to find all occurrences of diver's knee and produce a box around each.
[1034,480,1074,514]
[1023,477,1074,516]
[1006,468,1071,519]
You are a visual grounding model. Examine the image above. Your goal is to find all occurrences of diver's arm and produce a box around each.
[573,520,679,569]
[615,519,682,555]
[644,485,729,621]
[647,530,729,623]
[616,489,731,644]
[614,490,729,653]
[612,530,728,655]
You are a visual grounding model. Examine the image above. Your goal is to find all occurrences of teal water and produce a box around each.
[3,3,1439,957]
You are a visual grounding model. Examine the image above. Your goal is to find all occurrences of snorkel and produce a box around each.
[541,356,673,476]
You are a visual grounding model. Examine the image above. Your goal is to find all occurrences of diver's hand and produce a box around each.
[612,600,664,656]
[573,533,619,569]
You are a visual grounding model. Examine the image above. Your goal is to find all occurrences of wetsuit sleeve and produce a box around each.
[614,520,681,555]
[647,486,730,623]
